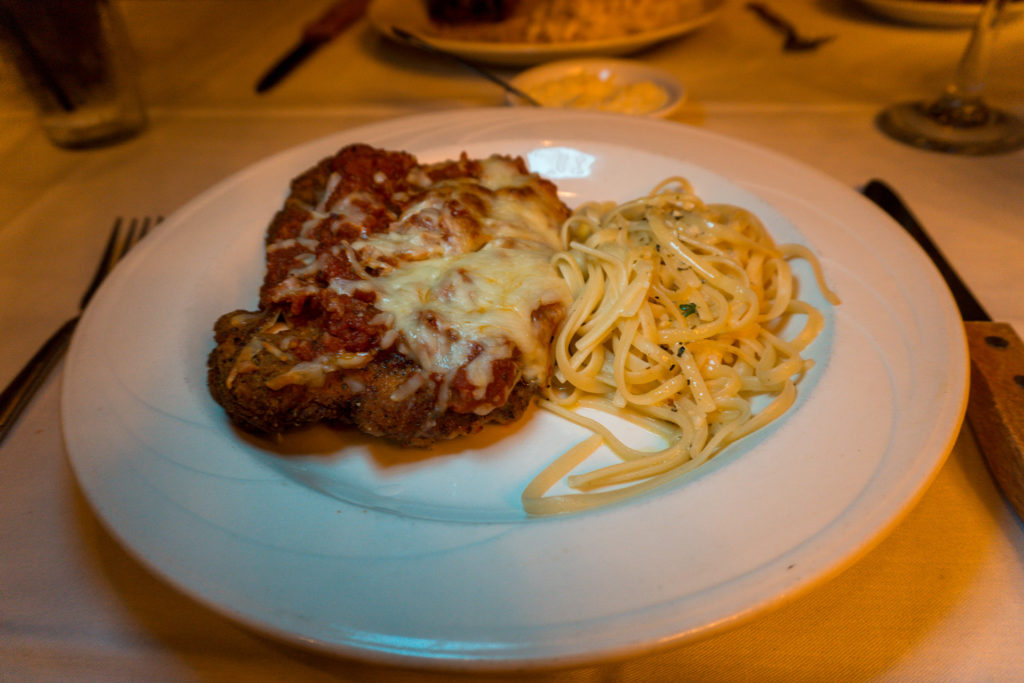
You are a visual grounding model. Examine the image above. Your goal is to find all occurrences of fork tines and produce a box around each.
[78,216,161,310]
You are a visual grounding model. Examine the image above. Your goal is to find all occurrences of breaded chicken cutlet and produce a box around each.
[207,144,571,446]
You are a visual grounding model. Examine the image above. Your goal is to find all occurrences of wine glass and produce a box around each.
[877,0,1024,155]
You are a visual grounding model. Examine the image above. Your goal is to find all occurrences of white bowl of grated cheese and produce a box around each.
[507,58,685,117]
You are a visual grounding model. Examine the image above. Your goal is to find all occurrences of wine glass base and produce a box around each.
[877,100,1024,155]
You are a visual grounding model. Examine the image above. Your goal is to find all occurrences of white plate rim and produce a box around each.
[61,108,968,670]
[854,0,1024,27]
[368,0,725,66]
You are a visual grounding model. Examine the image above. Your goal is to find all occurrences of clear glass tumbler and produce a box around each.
[0,0,147,148]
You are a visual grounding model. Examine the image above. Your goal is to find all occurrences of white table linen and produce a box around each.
[2,1,1023,679]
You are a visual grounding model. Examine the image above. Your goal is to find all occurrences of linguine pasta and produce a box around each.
[523,178,840,516]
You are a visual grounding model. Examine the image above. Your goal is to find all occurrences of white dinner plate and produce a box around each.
[62,108,967,669]
[853,0,1024,27]
[369,0,724,66]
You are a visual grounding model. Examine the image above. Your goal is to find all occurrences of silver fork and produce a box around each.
[0,216,159,445]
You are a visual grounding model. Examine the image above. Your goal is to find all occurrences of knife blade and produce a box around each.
[863,179,1024,521]
[255,0,369,94]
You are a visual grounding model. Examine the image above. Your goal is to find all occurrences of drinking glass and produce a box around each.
[877,0,1024,155]
[0,0,147,148]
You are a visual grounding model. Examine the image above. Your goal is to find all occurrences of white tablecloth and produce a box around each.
[2,1,1023,680]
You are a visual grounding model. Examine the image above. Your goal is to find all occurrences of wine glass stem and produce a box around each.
[876,0,1024,153]
[948,0,1007,102]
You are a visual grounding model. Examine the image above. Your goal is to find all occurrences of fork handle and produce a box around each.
[746,3,796,36]
[0,315,79,445]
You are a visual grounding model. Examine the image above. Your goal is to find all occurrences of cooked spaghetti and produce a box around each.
[523,178,840,515]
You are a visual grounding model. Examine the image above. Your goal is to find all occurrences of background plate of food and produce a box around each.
[370,0,725,66]
[853,0,1024,27]
[62,108,966,669]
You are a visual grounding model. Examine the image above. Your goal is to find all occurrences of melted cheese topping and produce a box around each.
[349,170,563,271]
[340,157,570,410]
[336,242,568,390]
[261,153,571,412]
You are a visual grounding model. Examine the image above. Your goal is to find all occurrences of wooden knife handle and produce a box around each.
[965,321,1024,518]
[303,0,370,42]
